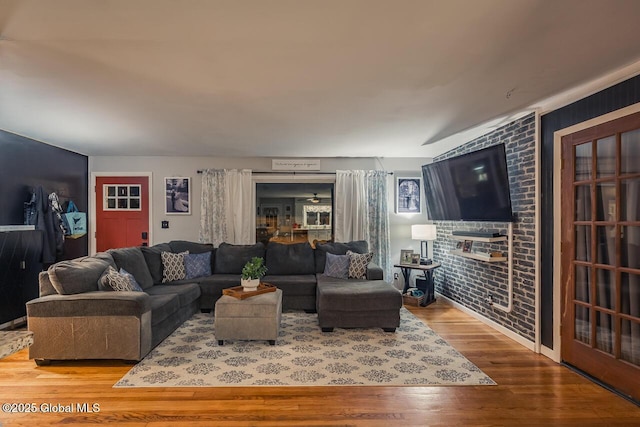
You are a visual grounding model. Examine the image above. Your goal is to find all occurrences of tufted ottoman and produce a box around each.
[214,288,282,345]
[316,276,402,332]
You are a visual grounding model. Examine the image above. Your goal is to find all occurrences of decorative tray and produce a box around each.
[222,282,277,300]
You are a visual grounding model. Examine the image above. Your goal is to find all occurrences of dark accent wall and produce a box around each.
[431,113,537,341]
[540,75,640,349]
[0,130,88,261]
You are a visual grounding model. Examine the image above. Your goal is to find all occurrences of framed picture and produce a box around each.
[395,176,422,214]
[456,241,463,250]
[165,177,191,215]
[400,249,413,264]
[411,253,421,264]
[462,240,473,253]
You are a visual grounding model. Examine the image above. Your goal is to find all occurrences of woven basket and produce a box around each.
[402,294,425,306]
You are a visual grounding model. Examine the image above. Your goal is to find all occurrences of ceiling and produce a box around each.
[2,0,640,159]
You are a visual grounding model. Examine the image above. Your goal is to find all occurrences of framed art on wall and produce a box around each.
[395,176,422,214]
[165,177,191,215]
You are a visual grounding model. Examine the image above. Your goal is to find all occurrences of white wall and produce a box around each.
[89,156,433,285]
[378,158,434,289]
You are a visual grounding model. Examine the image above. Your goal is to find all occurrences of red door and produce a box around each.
[96,176,150,251]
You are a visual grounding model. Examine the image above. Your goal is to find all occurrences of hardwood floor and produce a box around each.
[1,299,638,426]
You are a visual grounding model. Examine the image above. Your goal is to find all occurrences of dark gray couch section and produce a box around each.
[265,242,315,275]
[314,240,369,273]
[141,243,171,284]
[214,242,265,274]
[27,239,389,363]
[108,247,155,290]
[315,274,402,332]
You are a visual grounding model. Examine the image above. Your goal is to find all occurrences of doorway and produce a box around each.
[92,174,151,252]
[255,182,334,247]
[560,112,640,401]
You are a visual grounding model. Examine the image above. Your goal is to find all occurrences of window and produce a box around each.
[103,185,141,211]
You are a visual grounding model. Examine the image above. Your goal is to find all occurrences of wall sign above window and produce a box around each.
[271,159,321,171]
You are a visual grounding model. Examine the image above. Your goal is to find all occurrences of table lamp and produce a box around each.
[411,224,437,265]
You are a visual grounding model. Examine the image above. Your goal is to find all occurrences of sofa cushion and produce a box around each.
[38,271,57,297]
[162,251,188,282]
[261,274,317,296]
[99,266,144,292]
[145,283,201,308]
[347,250,374,279]
[141,243,172,284]
[168,240,214,254]
[108,247,154,290]
[316,280,402,312]
[214,242,265,274]
[93,251,116,269]
[314,240,369,273]
[47,257,110,295]
[148,293,181,326]
[184,251,212,279]
[324,253,349,279]
[265,242,315,275]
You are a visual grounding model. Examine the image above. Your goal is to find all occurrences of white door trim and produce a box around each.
[90,172,153,255]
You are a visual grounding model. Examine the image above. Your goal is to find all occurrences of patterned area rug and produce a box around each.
[115,308,496,387]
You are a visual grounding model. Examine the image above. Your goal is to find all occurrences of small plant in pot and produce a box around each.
[241,257,268,291]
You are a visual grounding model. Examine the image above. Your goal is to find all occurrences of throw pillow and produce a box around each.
[184,251,212,280]
[108,247,154,290]
[324,252,350,279]
[347,250,374,279]
[161,251,189,283]
[99,266,143,292]
[119,268,144,291]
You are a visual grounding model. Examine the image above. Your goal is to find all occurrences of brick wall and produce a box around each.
[432,112,536,341]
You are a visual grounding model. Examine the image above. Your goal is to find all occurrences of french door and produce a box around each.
[561,112,640,401]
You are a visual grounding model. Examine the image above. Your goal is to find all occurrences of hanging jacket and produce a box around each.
[25,186,58,264]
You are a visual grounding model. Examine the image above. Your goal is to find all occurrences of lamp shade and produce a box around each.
[411,224,437,241]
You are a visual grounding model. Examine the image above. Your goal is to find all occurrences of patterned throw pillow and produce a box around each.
[347,250,374,279]
[99,266,143,292]
[162,251,189,283]
[324,252,349,279]
[184,251,212,280]
[119,268,144,291]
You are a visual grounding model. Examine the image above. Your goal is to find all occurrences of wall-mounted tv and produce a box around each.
[421,143,514,222]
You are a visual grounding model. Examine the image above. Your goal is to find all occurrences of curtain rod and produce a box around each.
[197,170,393,175]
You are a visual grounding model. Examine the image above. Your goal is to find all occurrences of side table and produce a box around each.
[393,262,441,307]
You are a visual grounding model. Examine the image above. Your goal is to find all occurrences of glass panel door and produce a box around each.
[561,113,640,402]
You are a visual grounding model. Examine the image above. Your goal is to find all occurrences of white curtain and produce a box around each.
[199,169,253,246]
[335,170,391,282]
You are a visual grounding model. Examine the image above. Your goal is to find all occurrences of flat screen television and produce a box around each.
[421,143,514,222]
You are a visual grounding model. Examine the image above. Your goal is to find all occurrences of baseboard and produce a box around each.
[437,294,536,352]
[0,316,26,331]
[540,344,560,363]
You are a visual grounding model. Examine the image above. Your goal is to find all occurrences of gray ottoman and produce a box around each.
[316,277,402,332]
[214,289,282,345]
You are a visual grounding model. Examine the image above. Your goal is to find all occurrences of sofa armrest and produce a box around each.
[26,291,151,318]
[27,291,153,362]
[366,262,384,280]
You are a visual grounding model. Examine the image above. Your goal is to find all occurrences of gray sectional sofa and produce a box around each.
[27,240,396,364]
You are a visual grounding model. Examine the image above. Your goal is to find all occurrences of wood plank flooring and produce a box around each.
[1,299,638,426]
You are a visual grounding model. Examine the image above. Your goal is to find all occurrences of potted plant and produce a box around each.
[241,257,268,291]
